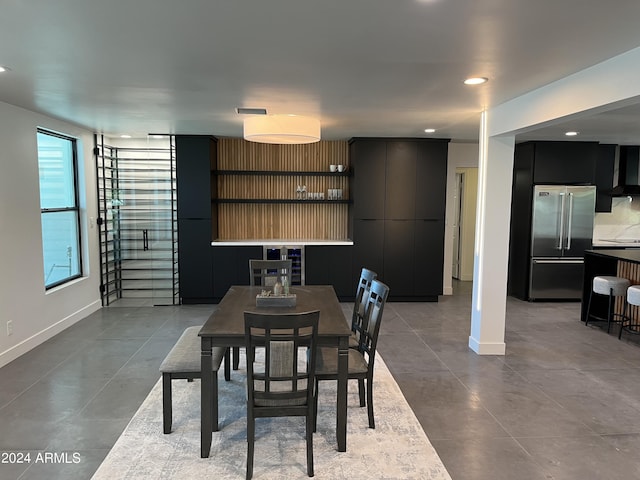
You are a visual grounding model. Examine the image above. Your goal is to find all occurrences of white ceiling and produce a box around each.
[2,0,640,143]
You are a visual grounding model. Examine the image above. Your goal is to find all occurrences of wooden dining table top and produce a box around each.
[199,285,351,342]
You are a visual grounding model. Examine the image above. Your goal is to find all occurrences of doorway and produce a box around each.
[452,172,464,279]
[95,135,179,306]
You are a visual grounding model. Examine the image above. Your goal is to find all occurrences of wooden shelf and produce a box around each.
[214,170,350,177]
[214,199,350,204]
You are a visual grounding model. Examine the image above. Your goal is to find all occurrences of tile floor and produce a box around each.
[2,281,640,479]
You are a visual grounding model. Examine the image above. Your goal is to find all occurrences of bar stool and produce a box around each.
[619,285,640,339]
[585,276,630,333]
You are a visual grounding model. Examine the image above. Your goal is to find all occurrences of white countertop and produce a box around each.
[211,239,354,247]
[593,238,640,247]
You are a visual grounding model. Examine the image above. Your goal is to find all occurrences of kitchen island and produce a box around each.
[582,249,640,324]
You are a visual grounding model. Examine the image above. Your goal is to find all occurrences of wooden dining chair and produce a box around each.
[244,310,320,480]
[349,267,377,349]
[248,259,292,288]
[314,279,390,429]
[230,259,295,371]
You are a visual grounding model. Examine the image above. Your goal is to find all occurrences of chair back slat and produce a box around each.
[351,268,377,338]
[245,310,319,408]
[356,280,389,364]
[249,259,292,288]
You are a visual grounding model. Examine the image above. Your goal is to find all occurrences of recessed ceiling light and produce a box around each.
[424,128,436,133]
[0,66,9,73]
[565,131,579,136]
[464,77,488,85]
[120,134,131,139]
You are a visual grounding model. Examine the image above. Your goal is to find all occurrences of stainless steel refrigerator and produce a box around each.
[529,185,596,300]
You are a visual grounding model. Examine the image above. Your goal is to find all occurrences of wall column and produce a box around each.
[469,111,515,355]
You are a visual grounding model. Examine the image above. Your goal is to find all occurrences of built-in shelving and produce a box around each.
[214,199,351,204]
[214,138,350,240]
[215,170,350,177]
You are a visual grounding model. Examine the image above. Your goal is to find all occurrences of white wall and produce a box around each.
[0,101,101,368]
[443,142,479,294]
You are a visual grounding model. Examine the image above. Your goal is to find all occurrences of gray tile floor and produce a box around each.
[2,281,640,479]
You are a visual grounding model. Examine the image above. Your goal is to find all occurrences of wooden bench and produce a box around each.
[159,325,230,433]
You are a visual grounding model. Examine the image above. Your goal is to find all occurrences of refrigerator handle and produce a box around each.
[557,192,566,250]
[566,192,574,250]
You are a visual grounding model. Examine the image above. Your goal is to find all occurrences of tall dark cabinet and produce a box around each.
[176,135,217,303]
[350,138,449,301]
[507,140,599,300]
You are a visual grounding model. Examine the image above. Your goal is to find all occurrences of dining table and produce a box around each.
[199,284,351,458]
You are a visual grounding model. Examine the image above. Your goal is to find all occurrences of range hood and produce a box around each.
[610,145,640,196]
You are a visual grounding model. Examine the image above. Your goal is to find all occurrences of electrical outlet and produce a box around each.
[6,320,13,336]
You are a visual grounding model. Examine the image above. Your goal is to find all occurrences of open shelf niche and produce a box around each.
[214,138,350,240]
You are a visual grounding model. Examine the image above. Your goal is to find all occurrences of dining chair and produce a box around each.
[244,310,320,480]
[349,267,377,349]
[314,279,390,429]
[249,259,292,288]
[230,259,295,370]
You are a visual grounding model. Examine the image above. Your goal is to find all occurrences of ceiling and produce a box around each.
[2,0,640,143]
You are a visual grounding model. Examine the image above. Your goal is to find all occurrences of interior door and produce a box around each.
[452,172,463,279]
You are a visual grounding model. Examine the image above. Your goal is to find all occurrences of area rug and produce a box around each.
[91,352,451,480]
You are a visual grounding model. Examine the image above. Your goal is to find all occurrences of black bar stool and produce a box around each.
[585,276,630,333]
[619,285,640,339]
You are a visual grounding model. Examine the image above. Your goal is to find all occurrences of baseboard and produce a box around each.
[468,335,506,355]
[0,300,101,368]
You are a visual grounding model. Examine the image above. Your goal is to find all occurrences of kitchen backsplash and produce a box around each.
[593,197,640,242]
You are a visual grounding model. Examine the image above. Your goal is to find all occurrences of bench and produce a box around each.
[159,325,230,433]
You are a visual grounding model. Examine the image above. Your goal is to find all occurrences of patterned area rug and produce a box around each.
[91,352,451,479]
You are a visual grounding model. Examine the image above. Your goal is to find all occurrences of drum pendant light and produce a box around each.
[243,115,321,144]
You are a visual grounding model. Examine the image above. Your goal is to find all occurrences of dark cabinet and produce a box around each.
[383,220,415,296]
[211,246,262,300]
[352,219,385,281]
[176,135,218,302]
[595,144,615,212]
[350,137,449,300]
[414,219,445,296]
[175,136,217,219]
[350,140,386,219]
[178,219,213,303]
[305,246,354,299]
[416,142,449,219]
[385,142,417,219]
[530,141,598,185]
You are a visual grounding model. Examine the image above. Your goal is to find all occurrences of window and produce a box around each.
[37,129,82,288]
